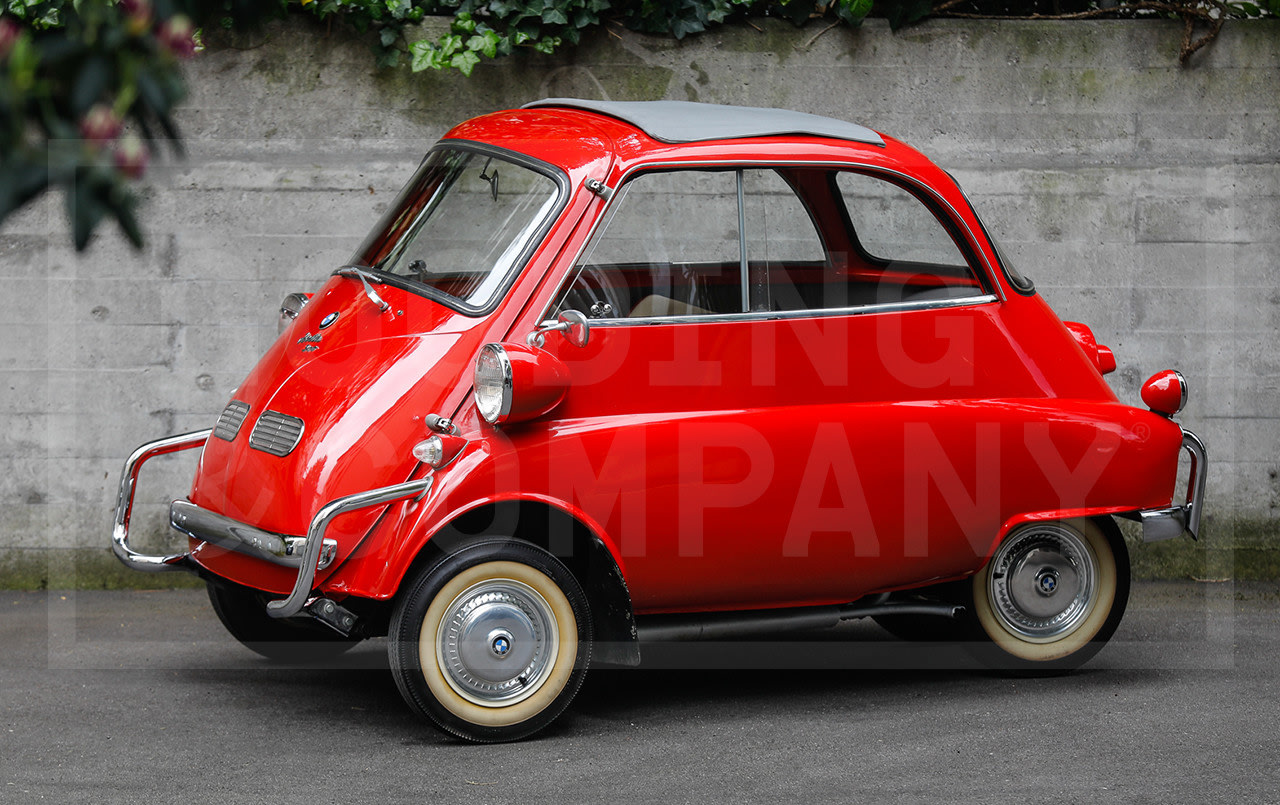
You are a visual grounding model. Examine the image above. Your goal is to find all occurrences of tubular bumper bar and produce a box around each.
[112,430,213,571]
[112,431,433,619]
[1137,428,1208,542]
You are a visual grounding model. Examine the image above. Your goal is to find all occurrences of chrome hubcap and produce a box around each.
[436,579,558,707]
[988,524,1097,641]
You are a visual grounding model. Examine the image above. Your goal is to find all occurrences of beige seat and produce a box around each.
[628,294,713,318]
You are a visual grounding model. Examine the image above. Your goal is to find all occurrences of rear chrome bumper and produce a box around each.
[1136,428,1207,542]
[112,431,433,619]
[169,500,338,572]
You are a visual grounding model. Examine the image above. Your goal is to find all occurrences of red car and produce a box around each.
[113,99,1206,742]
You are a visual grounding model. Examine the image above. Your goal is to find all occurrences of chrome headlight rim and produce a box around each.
[474,343,514,425]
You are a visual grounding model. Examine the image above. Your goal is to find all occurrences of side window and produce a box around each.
[553,167,984,321]
[557,170,744,319]
[830,171,983,306]
[741,170,827,313]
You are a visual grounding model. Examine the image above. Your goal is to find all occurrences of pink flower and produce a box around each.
[0,17,21,60]
[80,104,123,146]
[158,15,196,59]
[120,0,153,36]
[114,136,149,179]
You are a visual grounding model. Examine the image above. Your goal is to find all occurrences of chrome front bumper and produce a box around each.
[112,431,433,619]
[1136,428,1208,542]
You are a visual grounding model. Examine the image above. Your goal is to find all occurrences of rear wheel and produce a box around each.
[968,517,1129,671]
[206,581,360,662]
[388,540,592,743]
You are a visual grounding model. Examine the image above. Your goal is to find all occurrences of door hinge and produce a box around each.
[584,177,613,200]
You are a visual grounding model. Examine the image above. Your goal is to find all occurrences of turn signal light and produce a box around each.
[1141,370,1187,417]
[412,433,467,468]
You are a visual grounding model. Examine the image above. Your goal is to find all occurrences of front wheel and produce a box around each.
[968,517,1129,672]
[388,540,592,742]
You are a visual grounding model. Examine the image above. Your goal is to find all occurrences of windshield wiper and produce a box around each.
[335,266,391,313]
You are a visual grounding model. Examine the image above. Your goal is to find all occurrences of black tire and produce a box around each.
[206,580,360,662]
[388,539,592,743]
[965,517,1130,672]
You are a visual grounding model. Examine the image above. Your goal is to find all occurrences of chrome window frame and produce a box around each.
[540,158,1005,328]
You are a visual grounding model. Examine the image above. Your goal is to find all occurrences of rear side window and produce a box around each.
[837,172,968,268]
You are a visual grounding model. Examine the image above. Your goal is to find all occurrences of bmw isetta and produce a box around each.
[113,99,1206,742]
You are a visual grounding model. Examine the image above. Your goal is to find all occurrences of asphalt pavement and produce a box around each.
[1,581,1277,804]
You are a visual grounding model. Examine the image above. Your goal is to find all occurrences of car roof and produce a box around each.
[523,99,885,148]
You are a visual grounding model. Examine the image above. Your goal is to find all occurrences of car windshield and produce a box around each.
[349,147,562,313]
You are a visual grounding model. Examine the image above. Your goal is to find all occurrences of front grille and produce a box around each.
[212,401,251,441]
[248,411,305,457]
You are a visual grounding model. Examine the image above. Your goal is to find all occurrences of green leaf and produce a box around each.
[835,0,873,24]
[883,0,934,29]
[68,171,108,252]
[409,40,446,71]
[532,35,560,53]
[466,30,501,58]
[71,55,110,117]
[453,12,477,33]
[439,33,464,56]
[111,190,144,249]
[449,49,481,76]
[542,7,569,24]
[380,27,399,47]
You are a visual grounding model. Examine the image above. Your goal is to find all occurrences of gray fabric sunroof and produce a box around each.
[524,99,885,147]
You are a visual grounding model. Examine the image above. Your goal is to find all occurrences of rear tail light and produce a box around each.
[1141,370,1187,417]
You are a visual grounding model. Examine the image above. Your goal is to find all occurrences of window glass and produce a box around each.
[836,172,968,268]
[553,167,986,322]
[741,170,826,313]
[350,148,560,312]
[556,170,744,319]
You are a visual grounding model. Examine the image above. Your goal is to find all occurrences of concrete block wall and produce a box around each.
[1,18,1276,586]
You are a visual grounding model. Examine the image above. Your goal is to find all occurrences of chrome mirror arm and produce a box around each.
[527,309,590,349]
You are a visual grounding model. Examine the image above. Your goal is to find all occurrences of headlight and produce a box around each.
[474,344,513,424]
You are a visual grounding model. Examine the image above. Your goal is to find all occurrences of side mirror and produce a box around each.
[527,309,590,349]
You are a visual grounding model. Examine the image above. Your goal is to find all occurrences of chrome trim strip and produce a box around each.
[570,293,998,328]
[1138,427,1207,542]
[111,430,213,572]
[736,169,749,314]
[266,475,435,619]
[169,500,338,571]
